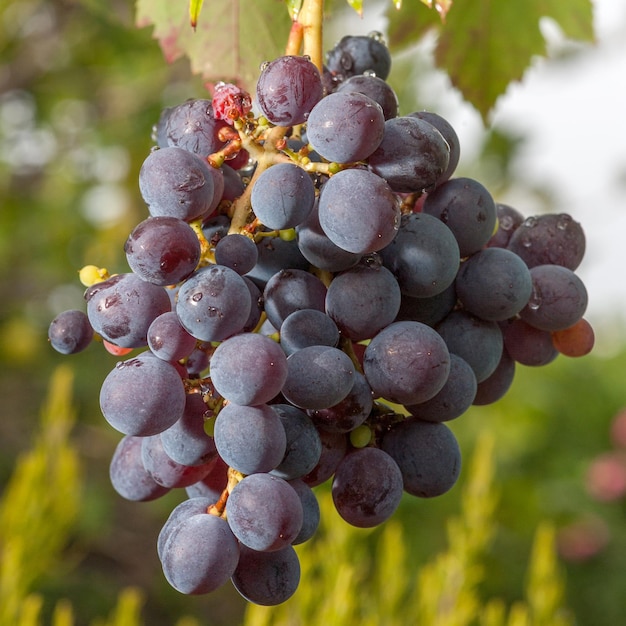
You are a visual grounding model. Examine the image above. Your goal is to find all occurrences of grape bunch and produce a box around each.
[48,33,594,605]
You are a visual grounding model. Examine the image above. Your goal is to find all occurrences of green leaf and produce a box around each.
[286,0,304,20]
[135,0,293,89]
[346,0,363,15]
[189,0,204,29]
[388,0,594,123]
[435,0,595,121]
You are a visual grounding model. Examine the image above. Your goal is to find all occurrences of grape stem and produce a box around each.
[207,466,244,517]
[299,0,324,72]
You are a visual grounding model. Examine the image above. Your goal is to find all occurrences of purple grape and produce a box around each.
[85,273,171,349]
[251,162,316,230]
[332,447,403,527]
[324,256,401,341]
[213,403,286,475]
[336,74,399,119]
[395,283,458,327]
[501,317,559,366]
[124,216,201,286]
[487,203,525,248]
[282,345,355,410]
[279,309,340,356]
[422,177,497,257]
[109,435,170,502]
[231,544,300,605]
[507,213,586,270]
[138,147,216,222]
[317,168,400,254]
[288,479,320,544]
[326,34,392,80]
[363,321,450,405]
[306,92,385,163]
[519,264,588,332]
[147,311,197,362]
[381,418,461,498]
[99,353,186,436]
[209,333,288,406]
[164,98,229,157]
[367,116,450,193]
[175,265,252,342]
[213,233,258,275]
[48,309,93,355]
[379,212,460,298]
[160,513,239,595]
[473,348,516,405]
[455,247,532,321]
[225,473,303,552]
[256,55,323,127]
[301,430,348,487]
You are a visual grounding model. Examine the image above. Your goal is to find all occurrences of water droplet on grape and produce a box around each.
[259,61,270,72]
[522,238,532,249]
[524,216,538,228]
[500,215,515,231]
[368,31,386,44]
[527,288,542,310]
[557,213,572,230]
[192,293,203,302]
[363,69,378,78]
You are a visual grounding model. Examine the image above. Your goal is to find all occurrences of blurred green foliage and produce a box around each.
[1,1,625,625]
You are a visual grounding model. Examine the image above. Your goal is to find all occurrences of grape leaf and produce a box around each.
[136,0,292,89]
[388,0,594,122]
[346,0,363,16]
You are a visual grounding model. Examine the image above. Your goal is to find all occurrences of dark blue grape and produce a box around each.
[48,309,93,355]
[213,233,258,275]
[363,321,450,405]
[326,34,392,80]
[473,348,516,405]
[336,74,398,119]
[381,418,461,497]
[279,309,340,356]
[288,479,320,544]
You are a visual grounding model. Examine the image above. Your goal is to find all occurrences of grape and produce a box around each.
[213,403,286,475]
[282,345,355,410]
[367,116,450,193]
[295,202,362,272]
[263,268,327,330]
[405,354,477,422]
[185,455,228,500]
[487,203,525,248]
[85,273,171,349]
[212,82,253,123]
[308,371,373,434]
[48,309,93,355]
[256,55,323,127]
[324,255,401,341]
[436,310,503,383]
[507,213,586,270]
[519,264,588,332]
[160,513,239,595]
[201,214,230,247]
[395,283,458,327]
[363,321,450,405]
[305,92,385,163]
[301,430,349,487]
[241,276,263,332]
[109,435,170,502]
[99,353,186,437]
[124,216,201,286]
[157,496,215,561]
[381,418,461,497]
[141,434,215,489]
[160,393,217,467]
[408,110,460,183]
[231,544,301,606]
[209,333,288,406]
[317,168,400,254]
[279,309,340,356]
[332,447,403,527]
[250,163,316,229]
[175,265,252,342]
[422,177,497,257]
[138,147,216,221]
[288,479,321,544]
[270,404,322,481]
[473,349,516,405]
[380,212,460,298]
[326,33,392,80]
[245,234,309,288]
[455,247,532,321]
[164,98,229,157]
[501,317,558,366]
[552,318,595,357]
[213,233,258,275]
[147,311,197,362]
[335,74,398,119]
[225,473,303,551]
